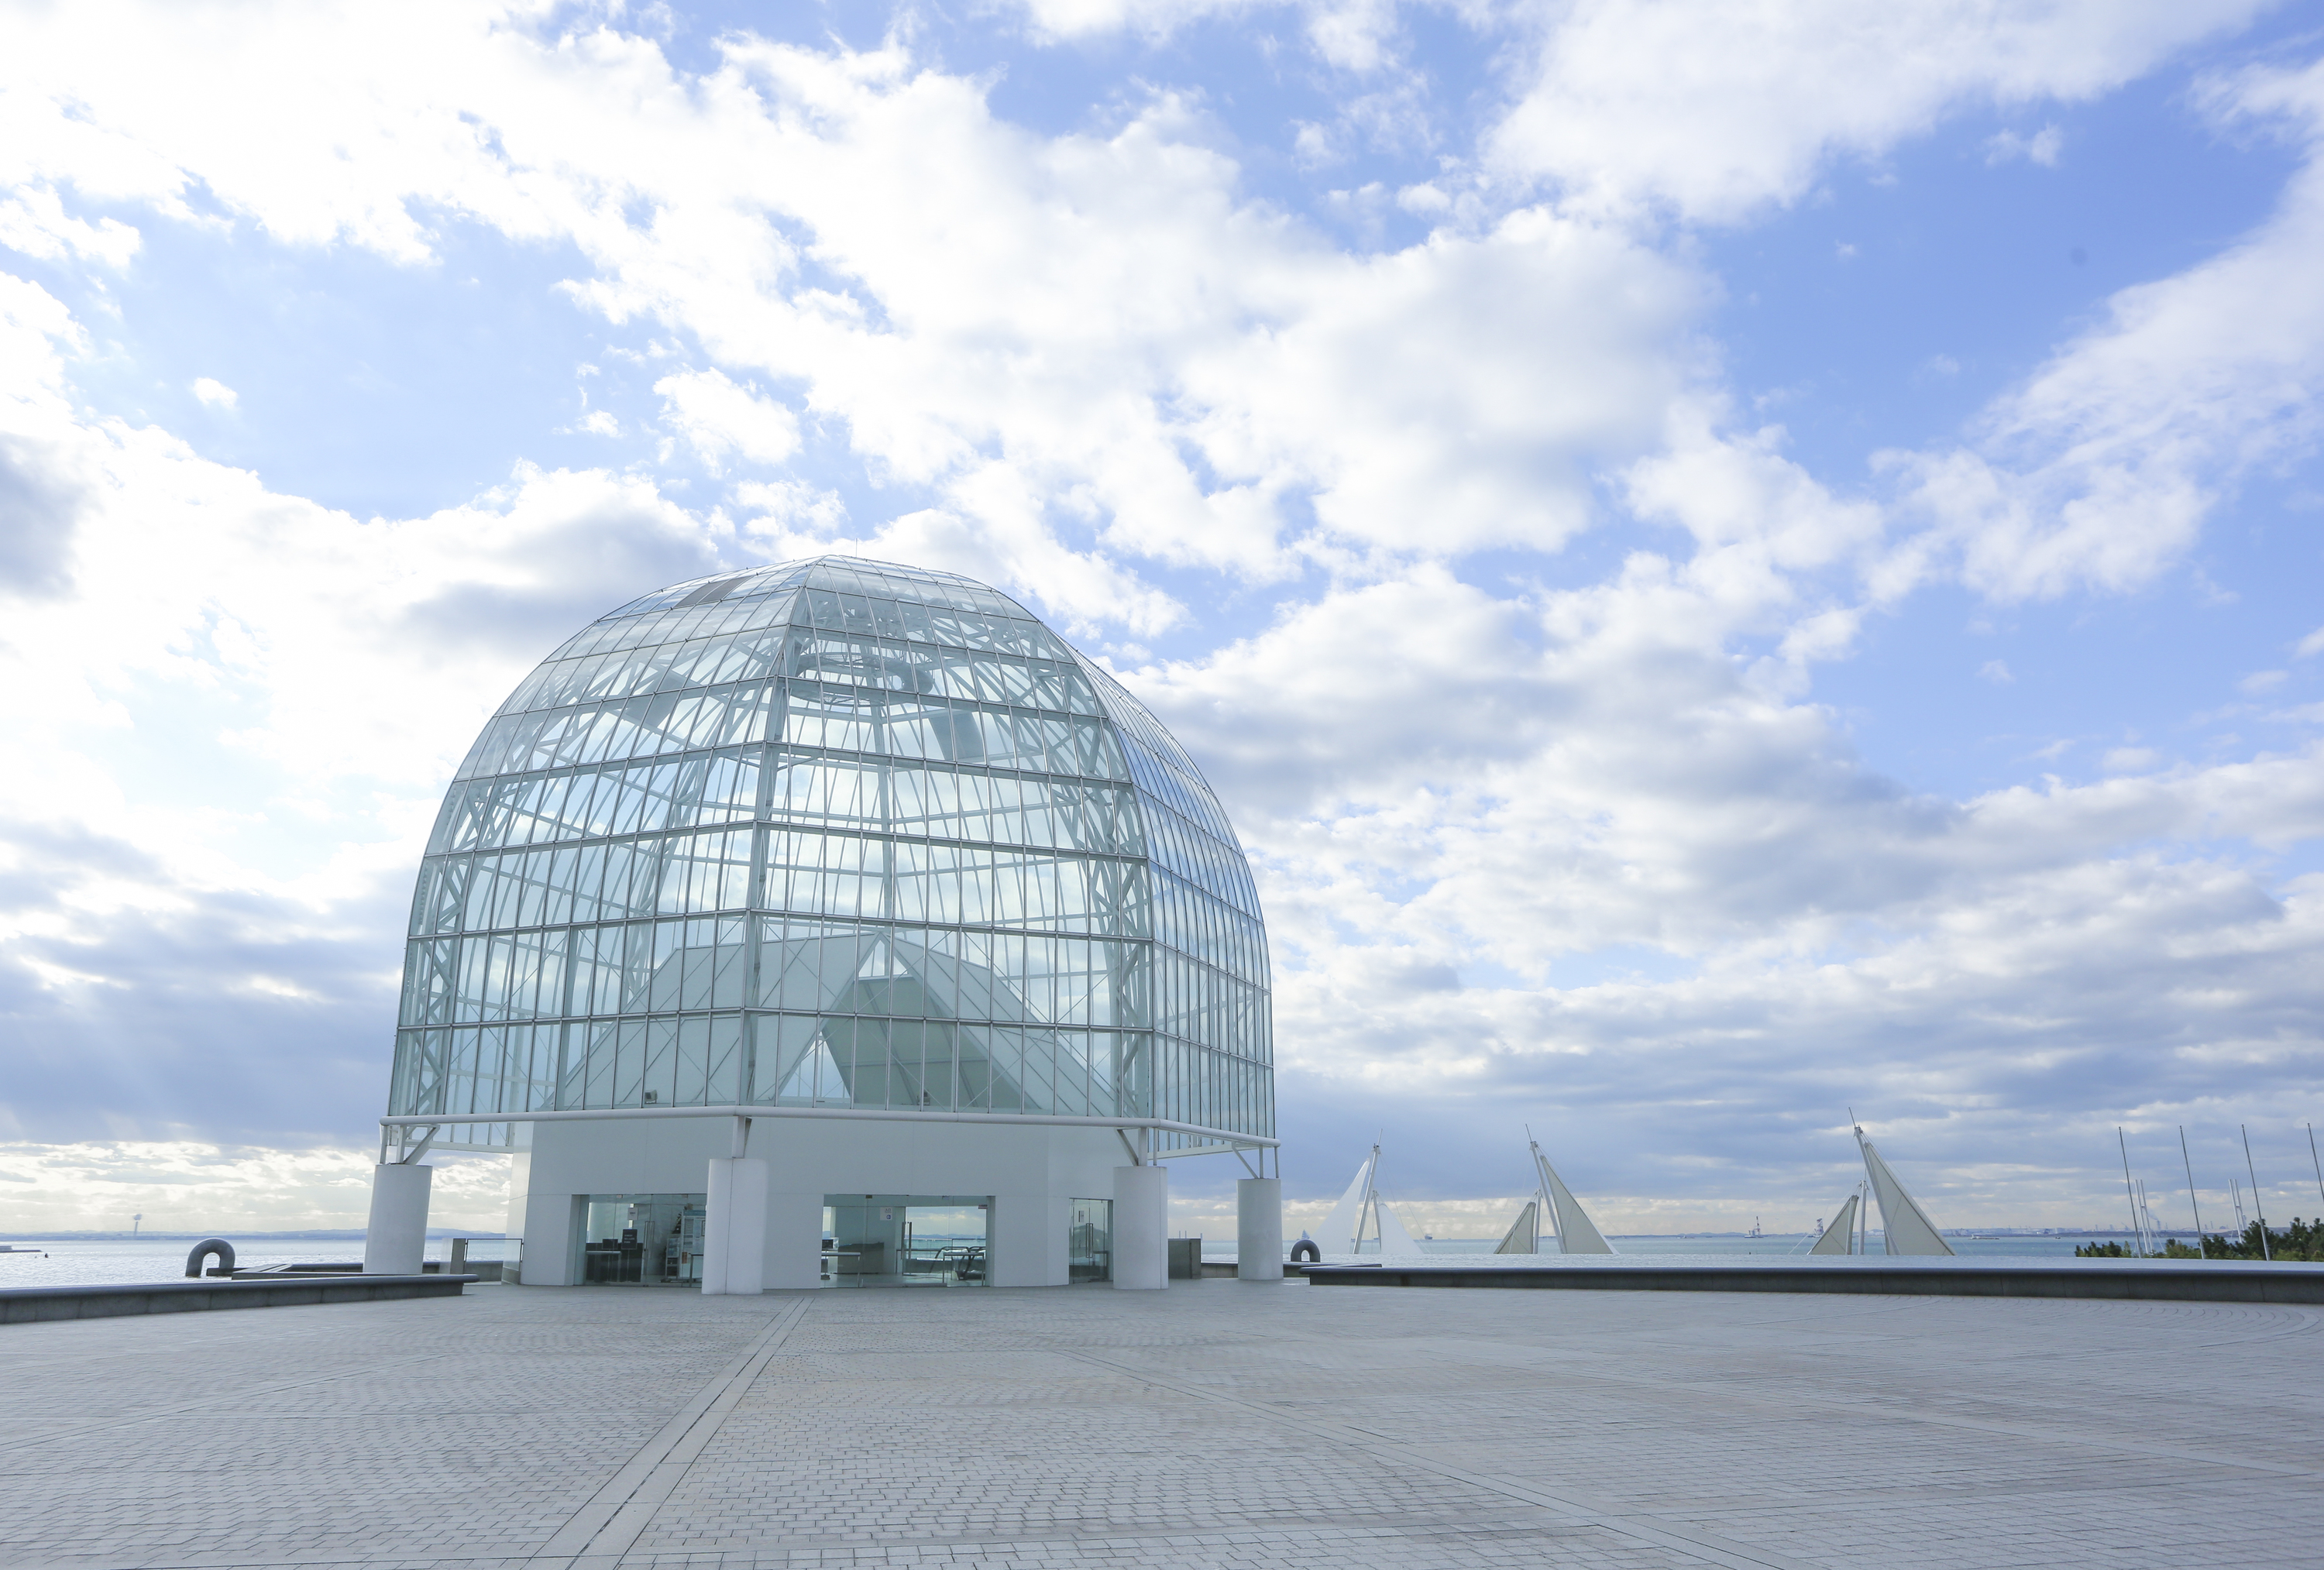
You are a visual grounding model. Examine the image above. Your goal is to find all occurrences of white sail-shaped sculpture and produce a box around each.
[1855,1123,1955,1256]
[1320,1153,1375,1254]
[1374,1195,1424,1255]
[1495,1199,1540,1254]
[1809,1194,1858,1255]
[1531,1139,1614,1254]
[1317,1146,1428,1255]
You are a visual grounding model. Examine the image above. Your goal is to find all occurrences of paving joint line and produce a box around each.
[526,1296,811,1570]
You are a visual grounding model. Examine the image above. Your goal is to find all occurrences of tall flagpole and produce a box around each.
[2241,1125,2271,1261]
[2179,1126,2203,1238]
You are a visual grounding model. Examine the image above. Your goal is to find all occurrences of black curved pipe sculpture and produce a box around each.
[184,1238,236,1278]
[1289,1238,1322,1263]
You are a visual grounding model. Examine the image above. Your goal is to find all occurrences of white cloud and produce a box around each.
[1881,55,2324,602]
[0,184,143,267]
[1486,1,2262,223]
[733,477,847,539]
[0,1142,509,1232]
[2295,625,2324,658]
[1011,0,1248,44]
[1012,0,1403,72]
[0,278,753,1142]
[1979,658,2013,684]
[191,376,237,409]
[0,8,1707,607]
[654,367,800,471]
[1099,564,2324,1214]
[1985,124,2064,166]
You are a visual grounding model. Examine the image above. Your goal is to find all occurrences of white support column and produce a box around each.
[363,1163,432,1276]
[703,1156,768,1296]
[1112,1163,1168,1290]
[1236,1177,1283,1280]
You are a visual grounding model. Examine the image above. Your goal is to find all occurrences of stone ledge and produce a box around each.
[0,1275,476,1324]
[1301,1259,2324,1302]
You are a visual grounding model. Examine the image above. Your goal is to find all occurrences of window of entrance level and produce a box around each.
[1069,1198,1112,1283]
[576,1194,706,1284]
[823,1194,990,1287]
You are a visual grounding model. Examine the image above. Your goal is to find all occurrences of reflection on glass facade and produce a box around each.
[389,557,1272,1149]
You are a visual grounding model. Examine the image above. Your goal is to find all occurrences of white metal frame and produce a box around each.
[380,1104,1277,1173]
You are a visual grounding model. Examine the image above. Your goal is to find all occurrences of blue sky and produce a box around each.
[4,0,2323,1236]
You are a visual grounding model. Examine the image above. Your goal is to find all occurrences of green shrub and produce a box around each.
[2073,1238,2221,1259]
[2198,1218,2324,1262]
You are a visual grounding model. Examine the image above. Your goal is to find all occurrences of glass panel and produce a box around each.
[1069,1198,1112,1283]
[579,1194,706,1285]
[822,1194,989,1287]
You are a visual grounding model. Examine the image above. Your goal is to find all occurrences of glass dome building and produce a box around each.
[373,557,1277,1290]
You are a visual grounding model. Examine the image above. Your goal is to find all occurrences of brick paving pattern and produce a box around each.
[1,1280,2315,1568]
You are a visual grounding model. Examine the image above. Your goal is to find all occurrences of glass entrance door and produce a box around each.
[1069,1198,1112,1283]
[578,1194,705,1284]
[822,1194,990,1286]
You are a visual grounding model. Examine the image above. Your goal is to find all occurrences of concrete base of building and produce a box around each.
[1300,1258,2324,1303]
[702,1156,768,1295]
[1111,1163,1167,1290]
[508,1115,1174,1290]
[1236,1177,1282,1281]
[1,1275,473,1324]
[363,1163,432,1275]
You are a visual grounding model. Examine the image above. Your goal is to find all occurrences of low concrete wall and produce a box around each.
[1301,1260,2324,1304]
[2,1275,475,1324]
[419,1260,503,1281]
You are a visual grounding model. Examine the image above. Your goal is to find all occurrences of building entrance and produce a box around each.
[576,1194,706,1284]
[823,1194,989,1286]
[1069,1197,1112,1283]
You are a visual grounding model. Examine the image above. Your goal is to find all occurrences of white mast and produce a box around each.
[1367,1146,1423,1254]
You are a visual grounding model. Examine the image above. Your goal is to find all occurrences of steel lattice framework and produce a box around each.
[387,557,1272,1157]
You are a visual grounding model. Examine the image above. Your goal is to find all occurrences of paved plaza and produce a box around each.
[2,1279,2317,1570]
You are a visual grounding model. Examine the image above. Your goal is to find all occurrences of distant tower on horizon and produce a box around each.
[131,1214,142,1237]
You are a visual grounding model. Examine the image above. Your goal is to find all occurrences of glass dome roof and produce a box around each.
[388,556,1271,1151]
